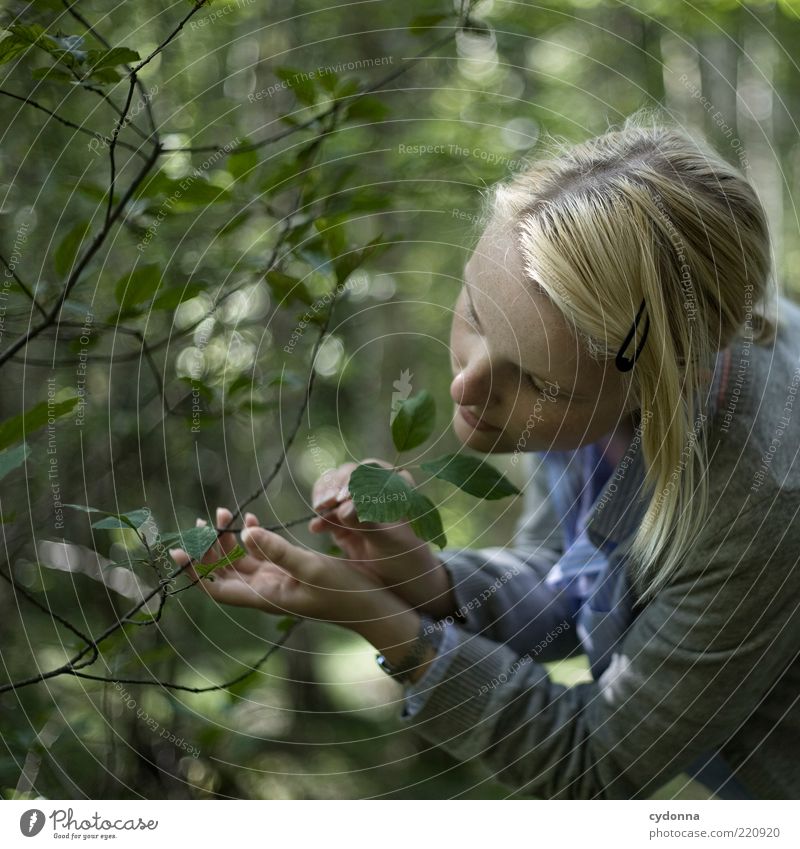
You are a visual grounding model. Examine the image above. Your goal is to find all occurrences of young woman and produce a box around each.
[172,114,800,799]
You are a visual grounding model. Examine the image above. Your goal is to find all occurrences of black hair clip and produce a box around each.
[615,298,650,372]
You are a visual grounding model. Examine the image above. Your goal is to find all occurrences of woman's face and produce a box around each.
[449,224,637,453]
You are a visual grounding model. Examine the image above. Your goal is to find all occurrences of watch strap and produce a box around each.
[375,614,443,683]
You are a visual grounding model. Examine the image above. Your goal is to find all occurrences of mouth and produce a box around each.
[458,406,501,432]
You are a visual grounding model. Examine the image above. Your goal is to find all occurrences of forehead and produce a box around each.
[465,224,590,375]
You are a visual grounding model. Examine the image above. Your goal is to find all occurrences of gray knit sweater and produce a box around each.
[396,294,800,800]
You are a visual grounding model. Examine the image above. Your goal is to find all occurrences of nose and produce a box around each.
[450,361,498,408]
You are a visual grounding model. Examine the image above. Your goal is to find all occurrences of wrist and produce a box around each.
[350,591,420,653]
[418,557,459,620]
[350,595,439,686]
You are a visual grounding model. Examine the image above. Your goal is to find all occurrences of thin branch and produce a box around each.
[0,566,95,649]
[0,1,460,698]
[136,0,210,74]
[105,77,138,227]
[0,140,162,368]
[0,251,47,319]
[66,623,297,692]
[166,28,458,155]
[0,87,145,157]
[61,0,159,138]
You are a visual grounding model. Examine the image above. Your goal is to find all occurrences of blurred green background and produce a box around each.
[1,0,798,799]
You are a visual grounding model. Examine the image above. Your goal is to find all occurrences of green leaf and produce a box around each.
[161,525,219,561]
[0,395,78,452]
[135,171,230,206]
[333,233,384,285]
[259,160,305,194]
[276,615,300,632]
[31,66,74,83]
[391,390,436,452]
[0,24,58,65]
[65,503,105,515]
[333,78,360,101]
[54,220,91,277]
[196,544,245,578]
[344,96,390,122]
[420,454,521,500]
[226,141,258,181]
[407,491,447,549]
[105,557,151,571]
[177,178,230,206]
[348,463,416,523]
[92,509,152,530]
[218,210,251,236]
[65,504,151,530]
[314,217,347,261]
[317,70,339,93]
[88,67,121,84]
[114,263,162,307]
[347,464,447,549]
[0,443,30,482]
[87,46,140,70]
[151,281,205,310]
[274,66,316,105]
[265,269,313,306]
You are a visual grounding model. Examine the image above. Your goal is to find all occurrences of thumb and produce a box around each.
[241,527,315,580]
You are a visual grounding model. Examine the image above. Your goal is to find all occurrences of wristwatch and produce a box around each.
[375,613,444,684]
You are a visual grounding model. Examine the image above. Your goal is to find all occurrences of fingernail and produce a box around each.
[337,486,349,501]
[313,491,333,509]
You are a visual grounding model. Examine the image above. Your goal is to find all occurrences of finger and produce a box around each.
[196,516,222,564]
[241,527,316,581]
[216,507,236,557]
[169,547,190,567]
[169,548,207,590]
[202,568,287,614]
[244,512,260,527]
[311,463,357,509]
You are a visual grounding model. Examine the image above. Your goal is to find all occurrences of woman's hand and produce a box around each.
[308,458,456,618]
[170,508,403,628]
[170,508,437,682]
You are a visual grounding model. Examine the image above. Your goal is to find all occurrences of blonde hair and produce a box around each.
[484,110,776,601]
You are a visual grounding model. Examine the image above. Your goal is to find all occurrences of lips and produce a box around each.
[458,406,500,432]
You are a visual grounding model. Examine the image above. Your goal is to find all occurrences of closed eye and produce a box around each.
[463,296,480,331]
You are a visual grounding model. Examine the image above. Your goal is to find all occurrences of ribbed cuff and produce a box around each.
[398,623,542,761]
[401,619,462,718]
[439,549,504,631]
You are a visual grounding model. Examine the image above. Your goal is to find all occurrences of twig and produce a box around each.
[66,623,297,692]
[0,88,145,157]
[61,0,159,138]
[165,28,458,155]
[0,251,47,319]
[0,141,162,368]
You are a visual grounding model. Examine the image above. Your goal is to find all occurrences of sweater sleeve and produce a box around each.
[399,495,800,798]
[434,452,579,662]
